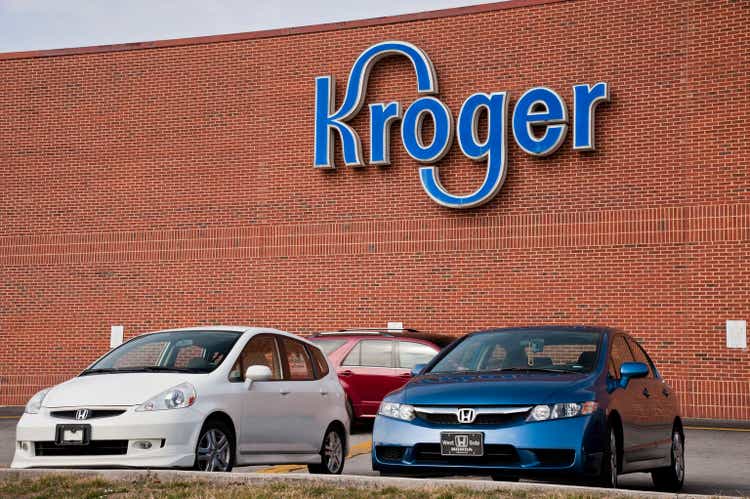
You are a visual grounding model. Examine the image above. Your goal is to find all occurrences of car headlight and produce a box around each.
[378,401,415,421]
[135,382,196,412]
[527,401,598,422]
[25,388,51,414]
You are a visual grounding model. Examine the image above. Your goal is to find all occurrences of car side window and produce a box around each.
[229,334,283,382]
[609,335,635,380]
[398,341,437,369]
[309,345,330,379]
[280,338,315,381]
[342,340,394,367]
[627,338,655,379]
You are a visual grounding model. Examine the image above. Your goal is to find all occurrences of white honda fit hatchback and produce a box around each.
[12,326,349,473]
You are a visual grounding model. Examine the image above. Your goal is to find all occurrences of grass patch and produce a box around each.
[0,474,617,499]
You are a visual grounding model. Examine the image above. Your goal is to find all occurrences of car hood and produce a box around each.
[402,371,596,406]
[42,373,194,407]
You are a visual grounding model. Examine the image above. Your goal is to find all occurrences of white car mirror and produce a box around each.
[244,365,273,389]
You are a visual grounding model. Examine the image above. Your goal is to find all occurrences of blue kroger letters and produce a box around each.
[314,40,609,209]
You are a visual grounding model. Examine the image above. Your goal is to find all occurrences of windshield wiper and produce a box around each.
[138,366,205,373]
[489,367,582,374]
[80,366,204,376]
[80,368,139,376]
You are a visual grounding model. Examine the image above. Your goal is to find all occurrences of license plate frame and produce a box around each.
[440,431,484,457]
[55,424,91,446]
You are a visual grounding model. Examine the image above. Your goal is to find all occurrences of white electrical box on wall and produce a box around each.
[387,321,404,331]
[110,325,124,348]
[726,320,747,349]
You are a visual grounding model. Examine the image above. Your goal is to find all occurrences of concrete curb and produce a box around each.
[684,418,750,430]
[0,469,738,499]
[0,407,23,417]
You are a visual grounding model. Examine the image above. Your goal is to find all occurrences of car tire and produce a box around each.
[194,419,234,472]
[308,425,345,474]
[651,428,685,492]
[491,472,520,482]
[598,425,619,488]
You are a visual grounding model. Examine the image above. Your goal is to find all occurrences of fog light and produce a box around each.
[133,440,153,450]
[18,441,31,452]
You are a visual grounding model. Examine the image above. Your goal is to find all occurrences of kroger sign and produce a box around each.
[314,41,609,209]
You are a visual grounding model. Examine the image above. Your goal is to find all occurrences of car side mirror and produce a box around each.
[244,365,272,389]
[619,361,649,389]
[411,363,427,377]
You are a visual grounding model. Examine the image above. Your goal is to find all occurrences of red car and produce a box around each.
[309,329,450,421]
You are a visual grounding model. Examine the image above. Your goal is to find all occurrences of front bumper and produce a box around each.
[371,412,605,477]
[11,406,204,469]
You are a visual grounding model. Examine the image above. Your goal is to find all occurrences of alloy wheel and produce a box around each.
[324,430,344,473]
[196,428,231,472]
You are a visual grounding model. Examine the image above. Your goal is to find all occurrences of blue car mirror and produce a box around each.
[619,361,649,389]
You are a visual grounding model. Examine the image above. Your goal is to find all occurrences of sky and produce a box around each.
[0,0,497,54]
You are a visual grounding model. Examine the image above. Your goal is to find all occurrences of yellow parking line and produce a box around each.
[347,440,373,457]
[259,464,307,474]
[259,440,372,474]
[685,426,750,432]
[0,416,19,420]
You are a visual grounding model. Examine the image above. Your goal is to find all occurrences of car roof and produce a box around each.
[469,325,618,336]
[132,326,322,348]
[148,325,281,335]
[310,329,454,348]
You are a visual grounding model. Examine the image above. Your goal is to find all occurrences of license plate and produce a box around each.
[440,432,484,456]
[55,424,90,445]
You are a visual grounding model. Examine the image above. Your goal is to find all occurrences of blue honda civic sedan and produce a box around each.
[372,326,684,490]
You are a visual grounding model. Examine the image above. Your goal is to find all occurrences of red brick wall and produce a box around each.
[0,0,748,419]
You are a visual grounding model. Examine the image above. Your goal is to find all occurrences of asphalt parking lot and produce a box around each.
[1,415,748,497]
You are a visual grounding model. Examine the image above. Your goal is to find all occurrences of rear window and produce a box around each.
[310,339,347,355]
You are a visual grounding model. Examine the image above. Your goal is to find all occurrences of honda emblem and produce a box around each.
[457,408,476,424]
[75,408,90,421]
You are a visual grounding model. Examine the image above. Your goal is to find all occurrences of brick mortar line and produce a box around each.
[2,217,748,252]
[0,210,747,252]
[1,203,747,248]
[0,236,748,267]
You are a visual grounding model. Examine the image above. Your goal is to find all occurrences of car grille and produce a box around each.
[413,443,519,466]
[50,409,126,420]
[35,440,129,456]
[414,408,530,426]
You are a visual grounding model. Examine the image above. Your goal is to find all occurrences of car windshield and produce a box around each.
[309,339,348,355]
[429,329,601,374]
[82,330,242,375]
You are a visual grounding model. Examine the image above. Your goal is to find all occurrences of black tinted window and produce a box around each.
[609,335,635,379]
[627,338,655,379]
[87,331,241,375]
[280,338,315,381]
[230,334,283,382]
[430,330,601,374]
[309,345,330,378]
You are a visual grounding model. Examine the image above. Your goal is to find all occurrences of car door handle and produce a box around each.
[320,389,329,397]
[338,370,353,377]
[398,372,412,378]
[279,388,290,396]
[642,387,651,398]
